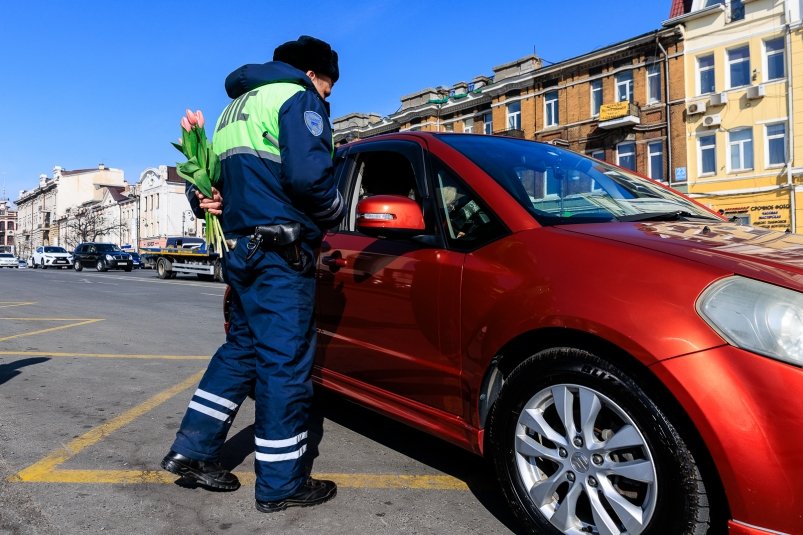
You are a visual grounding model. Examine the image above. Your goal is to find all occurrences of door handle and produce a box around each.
[321,254,346,269]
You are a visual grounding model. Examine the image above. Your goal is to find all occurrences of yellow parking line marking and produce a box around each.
[0,302,36,308]
[0,351,209,360]
[15,469,468,490]
[7,363,471,491]
[12,370,205,483]
[0,319,103,342]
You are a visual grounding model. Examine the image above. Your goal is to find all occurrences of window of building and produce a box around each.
[728,128,754,171]
[730,0,745,21]
[506,101,521,131]
[544,91,559,127]
[616,71,633,102]
[698,54,715,94]
[463,117,474,134]
[766,122,787,167]
[647,64,661,104]
[704,0,724,6]
[444,123,454,132]
[728,45,751,88]
[699,134,717,175]
[468,82,475,92]
[483,112,493,135]
[648,141,664,181]
[765,37,785,81]
[591,149,605,161]
[590,80,603,116]
[617,142,636,170]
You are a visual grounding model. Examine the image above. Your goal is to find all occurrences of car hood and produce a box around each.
[558,221,803,290]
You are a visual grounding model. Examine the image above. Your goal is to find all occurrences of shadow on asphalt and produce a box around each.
[0,357,50,387]
[216,388,520,533]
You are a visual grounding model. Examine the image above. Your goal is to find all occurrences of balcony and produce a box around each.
[494,128,525,139]
[598,102,640,130]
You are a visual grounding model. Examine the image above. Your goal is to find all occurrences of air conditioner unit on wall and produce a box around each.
[703,114,722,127]
[709,92,728,106]
[746,85,765,100]
[687,101,706,115]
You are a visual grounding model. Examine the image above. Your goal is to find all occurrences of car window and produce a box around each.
[432,157,506,249]
[44,246,66,253]
[346,149,422,232]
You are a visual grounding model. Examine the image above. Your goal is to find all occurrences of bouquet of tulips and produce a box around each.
[171,109,228,253]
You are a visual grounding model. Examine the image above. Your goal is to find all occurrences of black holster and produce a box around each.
[246,222,305,270]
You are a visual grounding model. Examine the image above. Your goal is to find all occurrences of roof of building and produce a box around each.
[166,166,182,184]
[669,0,693,18]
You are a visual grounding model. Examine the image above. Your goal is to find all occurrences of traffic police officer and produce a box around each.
[162,35,344,513]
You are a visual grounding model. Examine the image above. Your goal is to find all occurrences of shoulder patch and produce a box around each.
[304,111,324,137]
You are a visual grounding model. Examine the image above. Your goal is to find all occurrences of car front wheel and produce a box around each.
[40,259,46,270]
[96,260,106,272]
[488,348,712,535]
[74,259,83,272]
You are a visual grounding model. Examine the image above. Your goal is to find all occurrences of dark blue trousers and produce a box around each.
[171,238,317,501]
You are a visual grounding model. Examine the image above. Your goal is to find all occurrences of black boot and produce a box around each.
[161,450,240,491]
[255,478,337,513]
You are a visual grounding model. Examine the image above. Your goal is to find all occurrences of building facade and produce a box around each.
[336,28,687,193]
[137,165,200,248]
[14,165,126,258]
[667,0,803,232]
[0,200,17,254]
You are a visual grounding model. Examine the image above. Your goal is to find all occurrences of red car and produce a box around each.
[227,133,803,535]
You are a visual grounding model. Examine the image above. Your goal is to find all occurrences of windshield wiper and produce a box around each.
[616,210,720,222]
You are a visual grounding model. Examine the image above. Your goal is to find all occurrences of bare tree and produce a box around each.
[62,206,118,248]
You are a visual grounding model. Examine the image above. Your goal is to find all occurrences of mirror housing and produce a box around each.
[356,195,425,238]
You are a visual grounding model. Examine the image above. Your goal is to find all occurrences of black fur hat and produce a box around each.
[273,35,339,83]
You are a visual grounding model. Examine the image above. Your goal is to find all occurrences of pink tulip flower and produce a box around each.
[181,116,192,132]
[195,110,205,128]
[185,108,198,126]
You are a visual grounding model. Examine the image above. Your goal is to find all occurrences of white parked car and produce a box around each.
[0,253,18,268]
[32,246,72,269]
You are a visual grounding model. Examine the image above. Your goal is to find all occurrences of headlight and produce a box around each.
[105,254,114,261]
[697,276,803,366]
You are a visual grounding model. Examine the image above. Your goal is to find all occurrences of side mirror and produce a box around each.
[356,194,425,239]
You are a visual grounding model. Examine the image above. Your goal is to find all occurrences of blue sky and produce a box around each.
[0,1,673,204]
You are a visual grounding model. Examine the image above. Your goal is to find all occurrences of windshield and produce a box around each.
[44,246,67,253]
[96,244,122,252]
[439,135,720,226]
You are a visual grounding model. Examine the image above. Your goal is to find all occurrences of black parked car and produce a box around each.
[73,242,133,272]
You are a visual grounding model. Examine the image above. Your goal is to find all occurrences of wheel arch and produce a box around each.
[477,327,730,525]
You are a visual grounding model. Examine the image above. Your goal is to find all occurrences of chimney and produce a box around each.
[39,174,47,188]
[99,163,106,171]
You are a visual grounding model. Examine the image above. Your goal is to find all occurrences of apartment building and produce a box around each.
[0,200,17,254]
[14,165,126,258]
[337,28,686,192]
[137,165,200,248]
[666,0,801,231]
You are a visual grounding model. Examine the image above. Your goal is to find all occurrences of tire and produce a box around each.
[487,348,710,535]
[40,259,46,270]
[96,260,106,272]
[74,259,83,272]
[156,258,171,279]
[213,259,224,283]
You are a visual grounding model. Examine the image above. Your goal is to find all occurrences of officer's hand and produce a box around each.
[196,187,223,215]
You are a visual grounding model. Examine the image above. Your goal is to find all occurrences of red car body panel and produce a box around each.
[652,346,803,534]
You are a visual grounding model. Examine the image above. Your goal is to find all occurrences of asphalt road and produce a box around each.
[0,266,519,535]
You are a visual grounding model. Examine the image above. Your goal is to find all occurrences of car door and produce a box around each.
[315,140,466,416]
